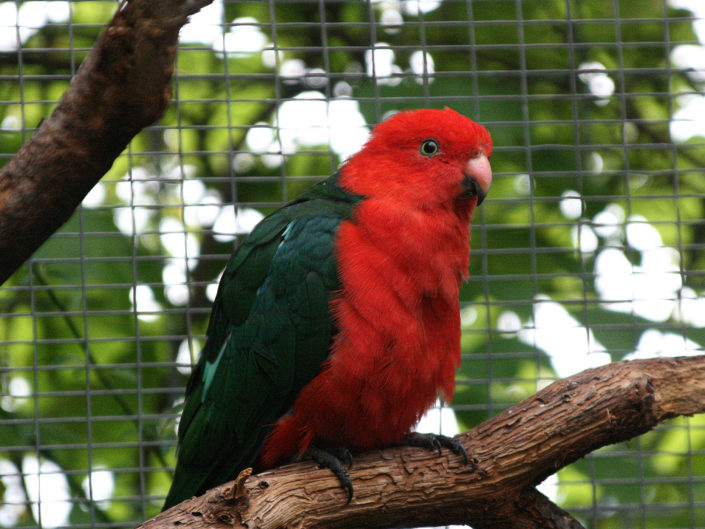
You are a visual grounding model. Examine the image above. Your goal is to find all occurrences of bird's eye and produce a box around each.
[419,139,440,157]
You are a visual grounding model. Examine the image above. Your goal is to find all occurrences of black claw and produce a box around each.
[404,432,469,466]
[443,436,469,466]
[303,445,354,504]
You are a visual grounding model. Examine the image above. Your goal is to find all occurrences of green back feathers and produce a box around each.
[162,173,362,510]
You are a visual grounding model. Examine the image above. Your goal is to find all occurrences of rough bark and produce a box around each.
[0,0,214,284]
[137,355,705,529]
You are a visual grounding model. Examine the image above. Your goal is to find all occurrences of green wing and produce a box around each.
[163,175,361,509]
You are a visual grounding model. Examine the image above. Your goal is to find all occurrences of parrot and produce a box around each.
[162,107,492,510]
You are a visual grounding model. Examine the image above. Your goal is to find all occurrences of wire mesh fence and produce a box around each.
[1,0,705,527]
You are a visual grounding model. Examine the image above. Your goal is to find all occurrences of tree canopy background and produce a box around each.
[1,1,705,527]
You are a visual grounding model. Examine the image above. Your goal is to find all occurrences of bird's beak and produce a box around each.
[462,153,492,206]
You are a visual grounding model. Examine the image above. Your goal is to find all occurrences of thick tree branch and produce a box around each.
[0,0,214,284]
[138,355,705,529]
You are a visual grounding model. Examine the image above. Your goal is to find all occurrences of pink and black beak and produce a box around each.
[462,153,492,206]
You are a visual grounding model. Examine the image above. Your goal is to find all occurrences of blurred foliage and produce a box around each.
[1,0,705,527]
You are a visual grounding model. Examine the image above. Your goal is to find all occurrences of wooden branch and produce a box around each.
[0,0,214,284]
[138,355,705,529]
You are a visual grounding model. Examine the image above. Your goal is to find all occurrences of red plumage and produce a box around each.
[258,108,492,469]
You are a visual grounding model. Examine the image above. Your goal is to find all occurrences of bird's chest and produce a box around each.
[326,285,461,448]
[326,204,467,445]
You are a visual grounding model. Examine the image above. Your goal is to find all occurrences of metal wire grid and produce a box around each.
[1,0,704,527]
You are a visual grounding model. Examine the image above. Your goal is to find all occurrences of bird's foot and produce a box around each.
[303,445,354,504]
[403,432,469,465]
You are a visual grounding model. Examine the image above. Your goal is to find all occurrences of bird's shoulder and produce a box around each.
[211,171,362,333]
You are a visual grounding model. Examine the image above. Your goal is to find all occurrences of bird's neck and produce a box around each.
[347,196,473,300]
